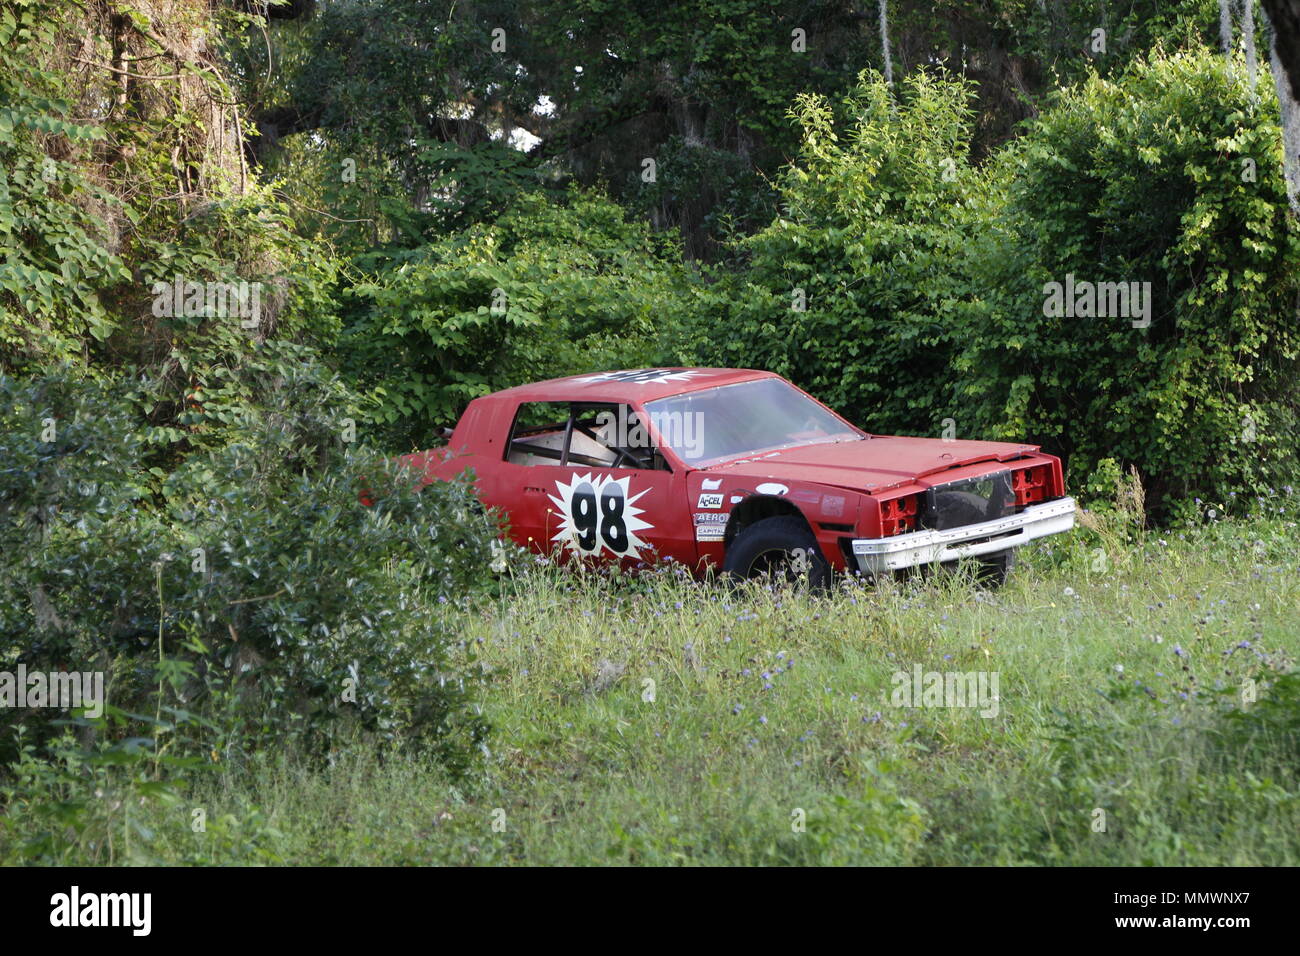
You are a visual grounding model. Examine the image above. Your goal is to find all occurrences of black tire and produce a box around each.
[723,515,831,588]
[975,548,1016,587]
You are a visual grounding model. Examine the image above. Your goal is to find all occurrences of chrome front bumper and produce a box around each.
[851,497,1076,575]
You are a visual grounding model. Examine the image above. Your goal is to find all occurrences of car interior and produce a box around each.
[505,402,670,471]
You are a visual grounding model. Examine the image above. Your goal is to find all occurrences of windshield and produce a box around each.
[643,377,866,467]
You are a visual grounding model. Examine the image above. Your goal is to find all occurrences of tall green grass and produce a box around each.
[4,493,1298,864]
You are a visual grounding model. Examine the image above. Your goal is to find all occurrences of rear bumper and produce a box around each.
[850,496,1076,575]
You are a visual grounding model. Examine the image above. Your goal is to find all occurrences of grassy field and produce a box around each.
[5,493,1300,865]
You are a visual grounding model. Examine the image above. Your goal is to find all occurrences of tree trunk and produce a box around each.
[879,0,894,86]
[1262,1,1300,209]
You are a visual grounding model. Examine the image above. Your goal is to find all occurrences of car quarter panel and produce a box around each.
[418,394,701,568]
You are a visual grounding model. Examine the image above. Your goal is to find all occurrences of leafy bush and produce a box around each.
[0,359,498,771]
[0,1,342,381]
[341,188,702,448]
[684,51,1300,515]
[0,0,130,365]
[0,711,283,865]
[682,70,979,437]
[957,48,1300,512]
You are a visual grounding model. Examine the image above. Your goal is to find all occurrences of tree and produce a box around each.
[1261,0,1300,207]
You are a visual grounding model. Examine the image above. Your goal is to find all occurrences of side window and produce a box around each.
[575,404,670,471]
[505,402,670,471]
[505,402,576,466]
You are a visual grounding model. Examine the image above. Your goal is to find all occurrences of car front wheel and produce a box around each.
[722,515,831,588]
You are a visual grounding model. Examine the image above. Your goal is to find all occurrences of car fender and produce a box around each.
[687,474,860,571]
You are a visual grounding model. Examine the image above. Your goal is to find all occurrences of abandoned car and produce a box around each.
[400,368,1077,585]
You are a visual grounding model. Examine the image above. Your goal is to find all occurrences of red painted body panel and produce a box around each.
[701,435,1040,493]
[401,368,1067,576]
[482,367,775,406]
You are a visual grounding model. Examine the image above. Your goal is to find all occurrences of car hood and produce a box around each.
[701,436,1040,493]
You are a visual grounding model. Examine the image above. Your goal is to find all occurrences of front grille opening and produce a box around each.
[921,470,1015,531]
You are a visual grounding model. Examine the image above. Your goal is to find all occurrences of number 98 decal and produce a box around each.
[550,473,653,558]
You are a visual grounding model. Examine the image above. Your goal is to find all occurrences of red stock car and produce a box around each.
[402,368,1076,585]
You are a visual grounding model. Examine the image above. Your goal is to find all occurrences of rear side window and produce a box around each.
[505,402,572,466]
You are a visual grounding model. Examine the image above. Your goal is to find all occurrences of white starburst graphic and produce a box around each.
[549,472,654,558]
[576,368,701,386]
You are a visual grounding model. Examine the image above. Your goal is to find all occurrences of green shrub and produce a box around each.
[341,188,702,448]
[682,51,1300,515]
[0,711,283,865]
[0,360,497,771]
[0,0,130,366]
[957,48,1300,512]
[683,69,979,437]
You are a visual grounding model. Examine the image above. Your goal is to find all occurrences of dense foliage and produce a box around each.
[249,0,1222,256]
[961,49,1300,513]
[0,2,128,358]
[684,70,978,437]
[341,189,700,448]
[694,54,1300,512]
[2,0,1299,860]
[0,361,498,771]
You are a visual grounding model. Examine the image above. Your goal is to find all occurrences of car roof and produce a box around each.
[487,367,778,404]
